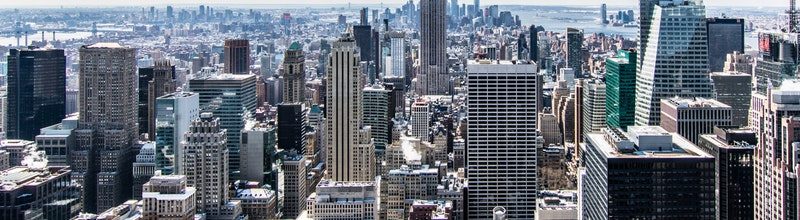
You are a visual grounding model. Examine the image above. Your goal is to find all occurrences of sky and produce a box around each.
[0,0,790,8]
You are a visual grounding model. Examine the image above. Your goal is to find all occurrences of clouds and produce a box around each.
[0,0,788,8]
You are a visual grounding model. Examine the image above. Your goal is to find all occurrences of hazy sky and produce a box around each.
[0,0,789,8]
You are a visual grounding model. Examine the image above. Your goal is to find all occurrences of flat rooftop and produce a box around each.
[587,126,713,159]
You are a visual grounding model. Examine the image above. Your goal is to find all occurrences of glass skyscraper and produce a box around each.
[605,50,637,130]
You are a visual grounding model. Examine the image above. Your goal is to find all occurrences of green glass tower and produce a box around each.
[605,50,637,130]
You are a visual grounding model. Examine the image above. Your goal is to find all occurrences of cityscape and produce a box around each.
[0,0,793,219]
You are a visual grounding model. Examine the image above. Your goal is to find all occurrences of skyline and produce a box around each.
[0,0,791,8]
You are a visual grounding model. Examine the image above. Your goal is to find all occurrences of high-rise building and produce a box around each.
[75,43,138,213]
[605,50,637,130]
[281,152,307,218]
[659,97,732,145]
[234,188,277,220]
[224,39,250,74]
[132,142,157,200]
[582,126,715,219]
[565,28,583,78]
[635,0,714,126]
[307,181,379,219]
[277,103,307,155]
[353,25,374,64]
[637,0,660,73]
[141,175,197,220]
[466,60,542,219]
[6,47,66,141]
[35,114,77,167]
[363,85,390,151]
[0,166,80,220]
[383,165,440,219]
[418,0,449,95]
[387,31,406,79]
[240,119,278,187]
[529,25,539,62]
[181,113,241,218]
[141,61,176,139]
[752,79,800,220]
[154,92,199,175]
[600,4,608,24]
[710,71,752,127]
[325,34,375,182]
[281,42,305,104]
[582,79,606,136]
[707,18,745,72]
[411,98,431,141]
[698,126,755,220]
[189,73,257,180]
[538,108,562,146]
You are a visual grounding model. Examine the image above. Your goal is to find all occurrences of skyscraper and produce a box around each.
[325,34,375,182]
[707,18,745,72]
[582,126,715,219]
[362,85,390,151]
[710,71,752,127]
[281,152,307,218]
[466,60,542,219]
[582,79,606,136]
[418,0,449,95]
[277,103,307,155]
[529,25,539,62]
[224,39,250,74]
[565,28,584,78]
[605,50,637,130]
[75,43,138,213]
[188,73,257,180]
[181,112,241,218]
[6,47,66,141]
[388,31,406,79]
[281,42,305,104]
[155,92,199,174]
[697,126,755,220]
[638,0,660,73]
[635,0,714,126]
[752,79,800,220]
[600,4,608,24]
[138,60,176,139]
[659,97,733,145]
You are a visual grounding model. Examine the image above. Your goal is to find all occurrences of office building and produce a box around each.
[538,109,562,146]
[132,142,157,200]
[0,140,36,167]
[281,152,307,218]
[707,18,745,72]
[353,25,374,64]
[277,103,307,155]
[325,34,375,182]
[565,28,583,78]
[466,60,542,219]
[234,188,277,220]
[582,126,715,219]
[307,181,378,220]
[536,191,578,220]
[710,71,752,127]
[6,47,66,141]
[363,85,390,151]
[600,4,608,24]
[659,97,732,145]
[0,166,80,220]
[181,113,241,218]
[582,79,606,137]
[388,31,406,79]
[224,39,250,74]
[154,92,199,175]
[698,126,755,220]
[407,200,452,220]
[752,79,800,219]
[529,25,539,62]
[75,43,138,213]
[137,60,176,139]
[189,73,257,179]
[35,114,78,166]
[281,42,305,104]
[418,0,449,95]
[411,98,431,141]
[635,0,714,126]
[605,49,637,130]
[141,175,197,220]
[383,165,440,219]
[240,119,278,186]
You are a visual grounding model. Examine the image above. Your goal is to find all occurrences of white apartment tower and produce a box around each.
[582,79,607,135]
[411,98,431,141]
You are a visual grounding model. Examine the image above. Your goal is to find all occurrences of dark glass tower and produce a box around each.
[277,103,307,155]
[6,47,66,140]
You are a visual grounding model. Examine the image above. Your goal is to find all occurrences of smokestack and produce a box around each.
[41,31,45,43]
[52,31,55,42]
[24,31,28,46]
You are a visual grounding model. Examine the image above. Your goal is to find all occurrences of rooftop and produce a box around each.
[663,97,730,109]
[85,42,124,48]
[586,126,713,159]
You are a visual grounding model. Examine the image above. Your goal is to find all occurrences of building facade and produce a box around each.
[6,47,66,141]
